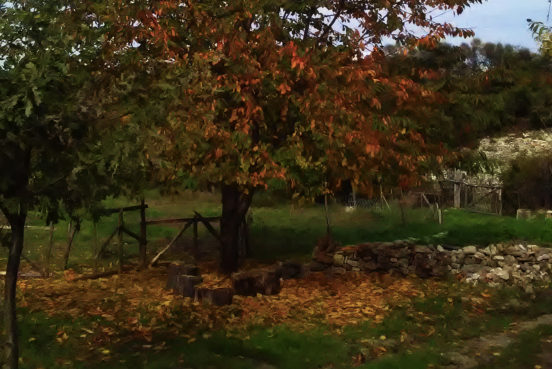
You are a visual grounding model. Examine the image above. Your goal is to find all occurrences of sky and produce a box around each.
[442,0,551,50]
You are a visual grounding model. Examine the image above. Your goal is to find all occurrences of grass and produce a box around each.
[3,191,552,270]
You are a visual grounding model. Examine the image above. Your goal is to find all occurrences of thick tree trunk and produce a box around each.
[3,212,26,369]
[220,185,253,274]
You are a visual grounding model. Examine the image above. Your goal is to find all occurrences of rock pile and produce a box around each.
[311,241,552,289]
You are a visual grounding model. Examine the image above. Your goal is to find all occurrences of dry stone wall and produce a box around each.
[311,241,552,291]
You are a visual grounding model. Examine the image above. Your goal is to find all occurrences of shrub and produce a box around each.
[501,154,552,212]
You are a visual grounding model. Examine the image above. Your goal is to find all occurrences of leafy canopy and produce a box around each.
[113,0,482,197]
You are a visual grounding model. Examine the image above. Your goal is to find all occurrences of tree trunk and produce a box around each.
[220,185,253,274]
[3,211,26,369]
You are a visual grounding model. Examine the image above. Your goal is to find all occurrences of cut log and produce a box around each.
[232,267,282,296]
[171,275,203,298]
[196,287,234,306]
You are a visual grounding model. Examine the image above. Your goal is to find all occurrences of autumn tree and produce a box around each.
[111,0,483,273]
[0,1,146,367]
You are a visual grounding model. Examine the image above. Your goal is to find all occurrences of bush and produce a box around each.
[501,154,552,212]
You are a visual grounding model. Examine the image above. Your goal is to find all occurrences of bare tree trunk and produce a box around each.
[220,185,253,274]
[3,211,26,369]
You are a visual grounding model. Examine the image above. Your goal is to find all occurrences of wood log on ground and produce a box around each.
[232,267,282,296]
[196,287,234,306]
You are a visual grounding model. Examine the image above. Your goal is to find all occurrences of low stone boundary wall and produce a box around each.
[311,240,552,291]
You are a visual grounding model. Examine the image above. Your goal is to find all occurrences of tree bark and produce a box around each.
[220,184,253,274]
[3,211,26,369]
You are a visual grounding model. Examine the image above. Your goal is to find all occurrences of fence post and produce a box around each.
[93,221,98,273]
[193,217,199,259]
[118,209,124,273]
[498,188,503,216]
[454,183,461,209]
[139,199,147,267]
[44,222,54,276]
[63,220,78,270]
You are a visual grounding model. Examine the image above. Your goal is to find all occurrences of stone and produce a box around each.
[462,246,477,255]
[493,255,505,261]
[437,245,445,252]
[474,251,486,259]
[538,254,550,262]
[346,259,360,267]
[333,253,345,265]
[489,245,498,256]
[505,246,524,257]
[415,245,432,253]
[504,255,516,264]
[463,256,480,265]
[495,269,510,280]
[462,264,483,274]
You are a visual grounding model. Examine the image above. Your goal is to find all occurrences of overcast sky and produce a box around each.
[442,0,551,50]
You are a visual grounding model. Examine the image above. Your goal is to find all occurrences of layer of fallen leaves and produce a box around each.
[17,267,448,358]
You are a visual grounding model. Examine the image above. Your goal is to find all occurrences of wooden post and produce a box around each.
[118,209,123,273]
[324,182,331,235]
[44,222,54,276]
[63,220,78,270]
[351,186,357,208]
[93,221,99,273]
[139,199,147,267]
[454,183,461,209]
[498,188,503,216]
[192,218,199,259]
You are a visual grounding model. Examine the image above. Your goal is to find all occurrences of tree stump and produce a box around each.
[232,267,282,296]
[166,263,202,297]
[171,275,203,298]
[166,263,199,290]
[196,287,234,306]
